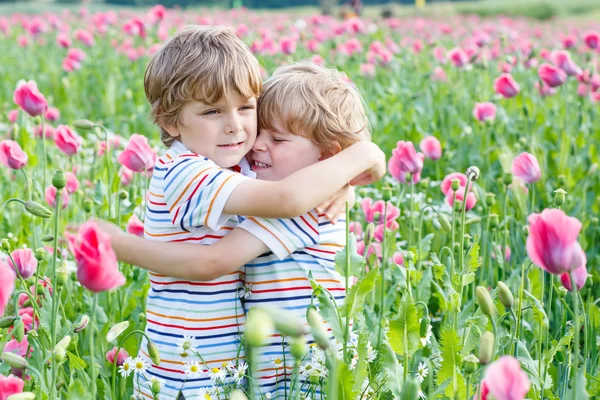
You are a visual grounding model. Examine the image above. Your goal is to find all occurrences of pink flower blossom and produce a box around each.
[441,172,468,196]
[391,141,423,175]
[511,152,541,183]
[356,240,382,259]
[118,134,155,172]
[494,73,520,98]
[0,374,24,400]
[54,125,82,155]
[361,198,400,226]
[0,140,28,170]
[550,50,582,77]
[583,31,599,50]
[473,102,497,122]
[66,220,125,292]
[119,166,134,186]
[4,336,32,358]
[527,209,586,275]
[13,80,48,117]
[419,136,442,160]
[106,347,129,366]
[8,249,37,279]
[65,171,79,194]
[448,47,469,68]
[445,186,476,211]
[432,66,447,81]
[360,63,376,78]
[349,222,363,239]
[44,106,60,121]
[483,356,530,400]
[561,265,587,292]
[126,214,144,237]
[538,63,567,88]
[8,109,19,123]
[0,261,16,317]
[45,185,69,209]
[392,252,404,266]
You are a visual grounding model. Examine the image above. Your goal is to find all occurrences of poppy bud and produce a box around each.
[1,352,29,369]
[52,170,66,190]
[463,354,479,374]
[476,286,495,317]
[554,188,566,206]
[24,201,52,218]
[306,306,330,350]
[478,331,495,365]
[147,340,161,365]
[497,281,514,308]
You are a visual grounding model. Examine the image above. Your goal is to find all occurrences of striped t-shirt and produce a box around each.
[137,140,254,399]
[238,212,347,399]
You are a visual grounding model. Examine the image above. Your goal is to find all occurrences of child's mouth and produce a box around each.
[252,160,271,170]
[218,141,244,150]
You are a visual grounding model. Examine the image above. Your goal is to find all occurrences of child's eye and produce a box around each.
[202,110,219,115]
[240,105,255,110]
[273,138,287,143]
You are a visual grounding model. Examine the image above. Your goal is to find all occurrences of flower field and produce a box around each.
[1,5,600,400]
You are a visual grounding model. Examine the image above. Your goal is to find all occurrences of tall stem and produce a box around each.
[49,186,62,400]
[40,116,47,191]
[90,294,98,399]
[572,271,580,400]
[344,202,351,359]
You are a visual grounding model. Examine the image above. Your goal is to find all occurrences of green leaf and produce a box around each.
[337,362,356,399]
[39,288,61,337]
[437,327,466,399]
[565,371,590,400]
[387,293,420,358]
[467,238,480,273]
[523,290,548,327]
[67,352,87,371]
[340,267,379,319]
[419,234,434,261]
[352,332,370,394]
[334,233,365,277]
[543,326,573,366]
[462,272,475,286]
[379,340,403,398]
[309,278,344,343]
[416,268,432,305]
[66,379,88,400]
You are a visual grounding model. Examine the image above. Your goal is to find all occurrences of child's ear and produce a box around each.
[319,141,342,160]
[158,116,180,138]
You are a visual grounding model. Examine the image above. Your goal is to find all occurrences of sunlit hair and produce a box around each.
[145,25,262,147]
[258,62,371,154]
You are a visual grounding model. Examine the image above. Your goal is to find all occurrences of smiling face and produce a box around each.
[164,94,258,168]
[247,124,322,181]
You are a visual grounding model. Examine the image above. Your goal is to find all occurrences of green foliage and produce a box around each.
[335,233,365,278]
[387,294,420,358]
[437,327,466,399]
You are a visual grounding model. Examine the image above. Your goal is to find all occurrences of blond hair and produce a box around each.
[145,25,262,147]
[258,62,371,153]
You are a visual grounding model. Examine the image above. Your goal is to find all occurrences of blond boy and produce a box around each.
[130,26,384,399]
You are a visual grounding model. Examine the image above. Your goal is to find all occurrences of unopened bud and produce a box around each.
[306,306,330,350]
[72,119,96,130]
[1,239,10,251]
[264,308,305,337]
[106,321,130,343]
[309,371,321,384]
[463,354,479,374]
[83,198,93,213]
[466,166,480,181]
[489,213,499,229]
[485,193,496,207]
[57,268,69,286]
[41,235,54,242]
[290,336,307,359]
[0,316,16,328]
[497,281,514,308]
[554,188,566,206]
[478,331,495,365]
[475,286,495,317]
[400,377,419,400]
[503,173,512,185]
[34,247,47,261]
[522,225,529,235]
[436,213,451,232]
[244,308,274,347]
[24,201,53,218]
[451,178,460,191]
[119,190,128,200]
[557,174,567,186]
[405,251,415,261]
[372,212,381,223]
[147,340,161,365]
[73,315,89,333]
[382,187,393,201]
[54,346,66,363]
[1,352,29,369]
[229,389,248,400]
[420,316,431,337]
[151,380,161,396]
[55,335,72,352]
[364,223,375,245]
[13,318,24,342]
[52,171,66,190]
[7,393,36,400]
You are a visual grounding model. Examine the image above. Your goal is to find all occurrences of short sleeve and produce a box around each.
[238,211,320,260]
[163,155,249,232]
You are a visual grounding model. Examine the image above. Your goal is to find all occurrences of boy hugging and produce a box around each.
[100,25,385,399]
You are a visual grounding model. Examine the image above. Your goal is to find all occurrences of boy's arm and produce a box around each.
[100,221,270,281]
[223,141,384,219]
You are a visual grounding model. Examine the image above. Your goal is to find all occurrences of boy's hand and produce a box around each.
[316,185,355,224]
[93,219,125,244]
[349,142,386,186]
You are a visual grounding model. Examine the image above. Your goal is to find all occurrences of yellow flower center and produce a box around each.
[135,361,144,369]
[204,394,212,400]
[222,362,228,368]
[274,358,282,365]
[190,365,199,373]
[211,367,220,373]
[123,363,130,371]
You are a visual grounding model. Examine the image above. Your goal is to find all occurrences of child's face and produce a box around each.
[248,124,322,181]
[169,95,257,168]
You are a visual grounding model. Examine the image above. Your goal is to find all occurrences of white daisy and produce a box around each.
[197,387,214,400]
[366,341,377,363]
[419,319,433,347]
[272,357,284,368]
[418,388,426,399]
[184,361,203,379]
[416,362,428,383]
[224,361,236,374]
[207,366,227,382]
[148,376,165,388]
[238,283,252,299]
[176,335,197,357]
[119,356,134,377]
[132,357,149,374]
[265,393,272,400]
[232,362,248,384]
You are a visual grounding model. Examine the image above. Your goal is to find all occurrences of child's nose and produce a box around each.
[252,134,267,151]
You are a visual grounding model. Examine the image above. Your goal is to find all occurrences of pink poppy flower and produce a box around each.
[13,80,48,117]
[511,152,541,183]
[0,140,28,170]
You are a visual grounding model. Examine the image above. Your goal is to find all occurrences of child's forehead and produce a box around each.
[191,93,256,107]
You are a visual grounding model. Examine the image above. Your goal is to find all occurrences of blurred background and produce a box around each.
[1,0,600,22]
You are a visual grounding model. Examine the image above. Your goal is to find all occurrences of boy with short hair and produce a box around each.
[103,61,374,399]
[131,26,384,399]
